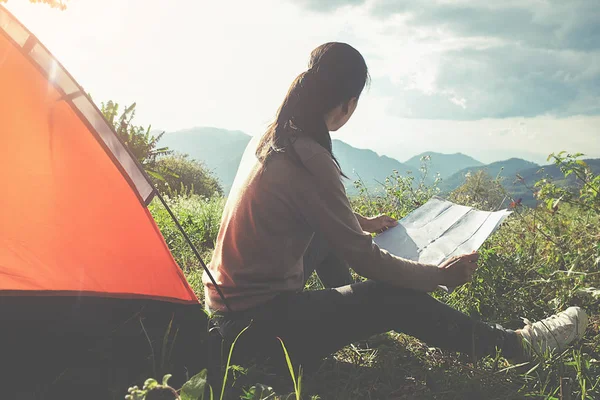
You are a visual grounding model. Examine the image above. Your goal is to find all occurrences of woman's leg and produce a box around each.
[215,280,521,372]
[303,231,354,288]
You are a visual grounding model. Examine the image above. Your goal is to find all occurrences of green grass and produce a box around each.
[143,157,600,400]
[150,194,224,273]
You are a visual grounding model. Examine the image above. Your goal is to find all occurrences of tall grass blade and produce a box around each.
[220,325,251,400]
[277,337,302,400]
[160,316,174,373]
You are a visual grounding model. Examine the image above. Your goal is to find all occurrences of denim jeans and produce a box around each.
[209,231,521,372]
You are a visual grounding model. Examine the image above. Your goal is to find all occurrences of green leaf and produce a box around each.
[244,384,277,400]
[180,369,208,400]
[162,374,172,386]
[277,338,302,399]
[144,378,159,390]
[147,169,166,182]
[564,361,578,366]
[278,338,297,390]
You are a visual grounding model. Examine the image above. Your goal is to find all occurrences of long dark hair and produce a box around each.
[256,42,369,173]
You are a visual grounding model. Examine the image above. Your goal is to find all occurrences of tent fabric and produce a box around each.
[0,6,198,304]
[0,6,154,204]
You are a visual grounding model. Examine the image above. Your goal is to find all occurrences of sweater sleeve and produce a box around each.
[295,151,442,292]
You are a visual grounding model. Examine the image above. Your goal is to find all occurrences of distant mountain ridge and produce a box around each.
[159,127,600,205]
[404,152,484,180]
[160,127,417,194]
[440,158,540,192]
[504,158,600,206]
[331,140,411,194]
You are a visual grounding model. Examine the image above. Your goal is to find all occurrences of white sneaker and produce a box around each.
[519,306,588,359]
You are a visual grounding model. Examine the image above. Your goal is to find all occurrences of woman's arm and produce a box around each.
[294,151,444,292]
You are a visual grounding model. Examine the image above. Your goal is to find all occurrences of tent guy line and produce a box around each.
[156,191,232,312]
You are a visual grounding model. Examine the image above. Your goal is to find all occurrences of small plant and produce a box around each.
[351,157,441,221]
[125,375,179,400]
[125,328,310,400]
[536,152,600,214]
[124,370,213,400]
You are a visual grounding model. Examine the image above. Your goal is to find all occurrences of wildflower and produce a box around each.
[510,198,522,208]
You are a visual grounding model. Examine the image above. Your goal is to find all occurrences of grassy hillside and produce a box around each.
[145,153,600,399]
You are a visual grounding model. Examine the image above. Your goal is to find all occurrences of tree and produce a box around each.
[1,0,69,9]
[101,101,171,182]
[101,100,222,197]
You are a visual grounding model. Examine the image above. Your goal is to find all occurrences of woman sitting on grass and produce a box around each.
[203,42,588,374]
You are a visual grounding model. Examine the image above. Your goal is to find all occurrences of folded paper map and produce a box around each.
[373,196,512,292]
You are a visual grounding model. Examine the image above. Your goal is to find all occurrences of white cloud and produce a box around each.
[294,0,600,120]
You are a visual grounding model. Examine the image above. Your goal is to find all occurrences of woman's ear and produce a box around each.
[349,97,358,112]
[326,97,359,131]
[342,101,349,114]
[342,97,358,114]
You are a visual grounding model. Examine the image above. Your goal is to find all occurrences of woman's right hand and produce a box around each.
[438,252,479,288]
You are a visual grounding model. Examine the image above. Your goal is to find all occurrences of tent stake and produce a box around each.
[155,191,233,313]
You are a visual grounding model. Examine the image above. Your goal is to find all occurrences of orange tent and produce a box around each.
[0,6,210,397]
[0,7,198,304]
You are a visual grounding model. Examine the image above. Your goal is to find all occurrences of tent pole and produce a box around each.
[155,191,233,313]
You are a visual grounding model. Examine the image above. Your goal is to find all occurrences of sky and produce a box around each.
[5,0,600,164]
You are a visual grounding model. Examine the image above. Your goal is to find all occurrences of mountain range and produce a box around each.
[159,127,600,206]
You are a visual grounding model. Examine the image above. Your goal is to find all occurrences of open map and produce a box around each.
[373,196,512,291]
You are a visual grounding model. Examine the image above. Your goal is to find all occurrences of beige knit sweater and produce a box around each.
[203,135,440,312]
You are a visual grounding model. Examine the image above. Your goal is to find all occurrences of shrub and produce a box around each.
[449,169,508,211]
[154,153,223,198]
[351,157,441,220]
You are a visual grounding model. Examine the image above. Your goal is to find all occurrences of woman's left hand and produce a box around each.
[361,215,398,234]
